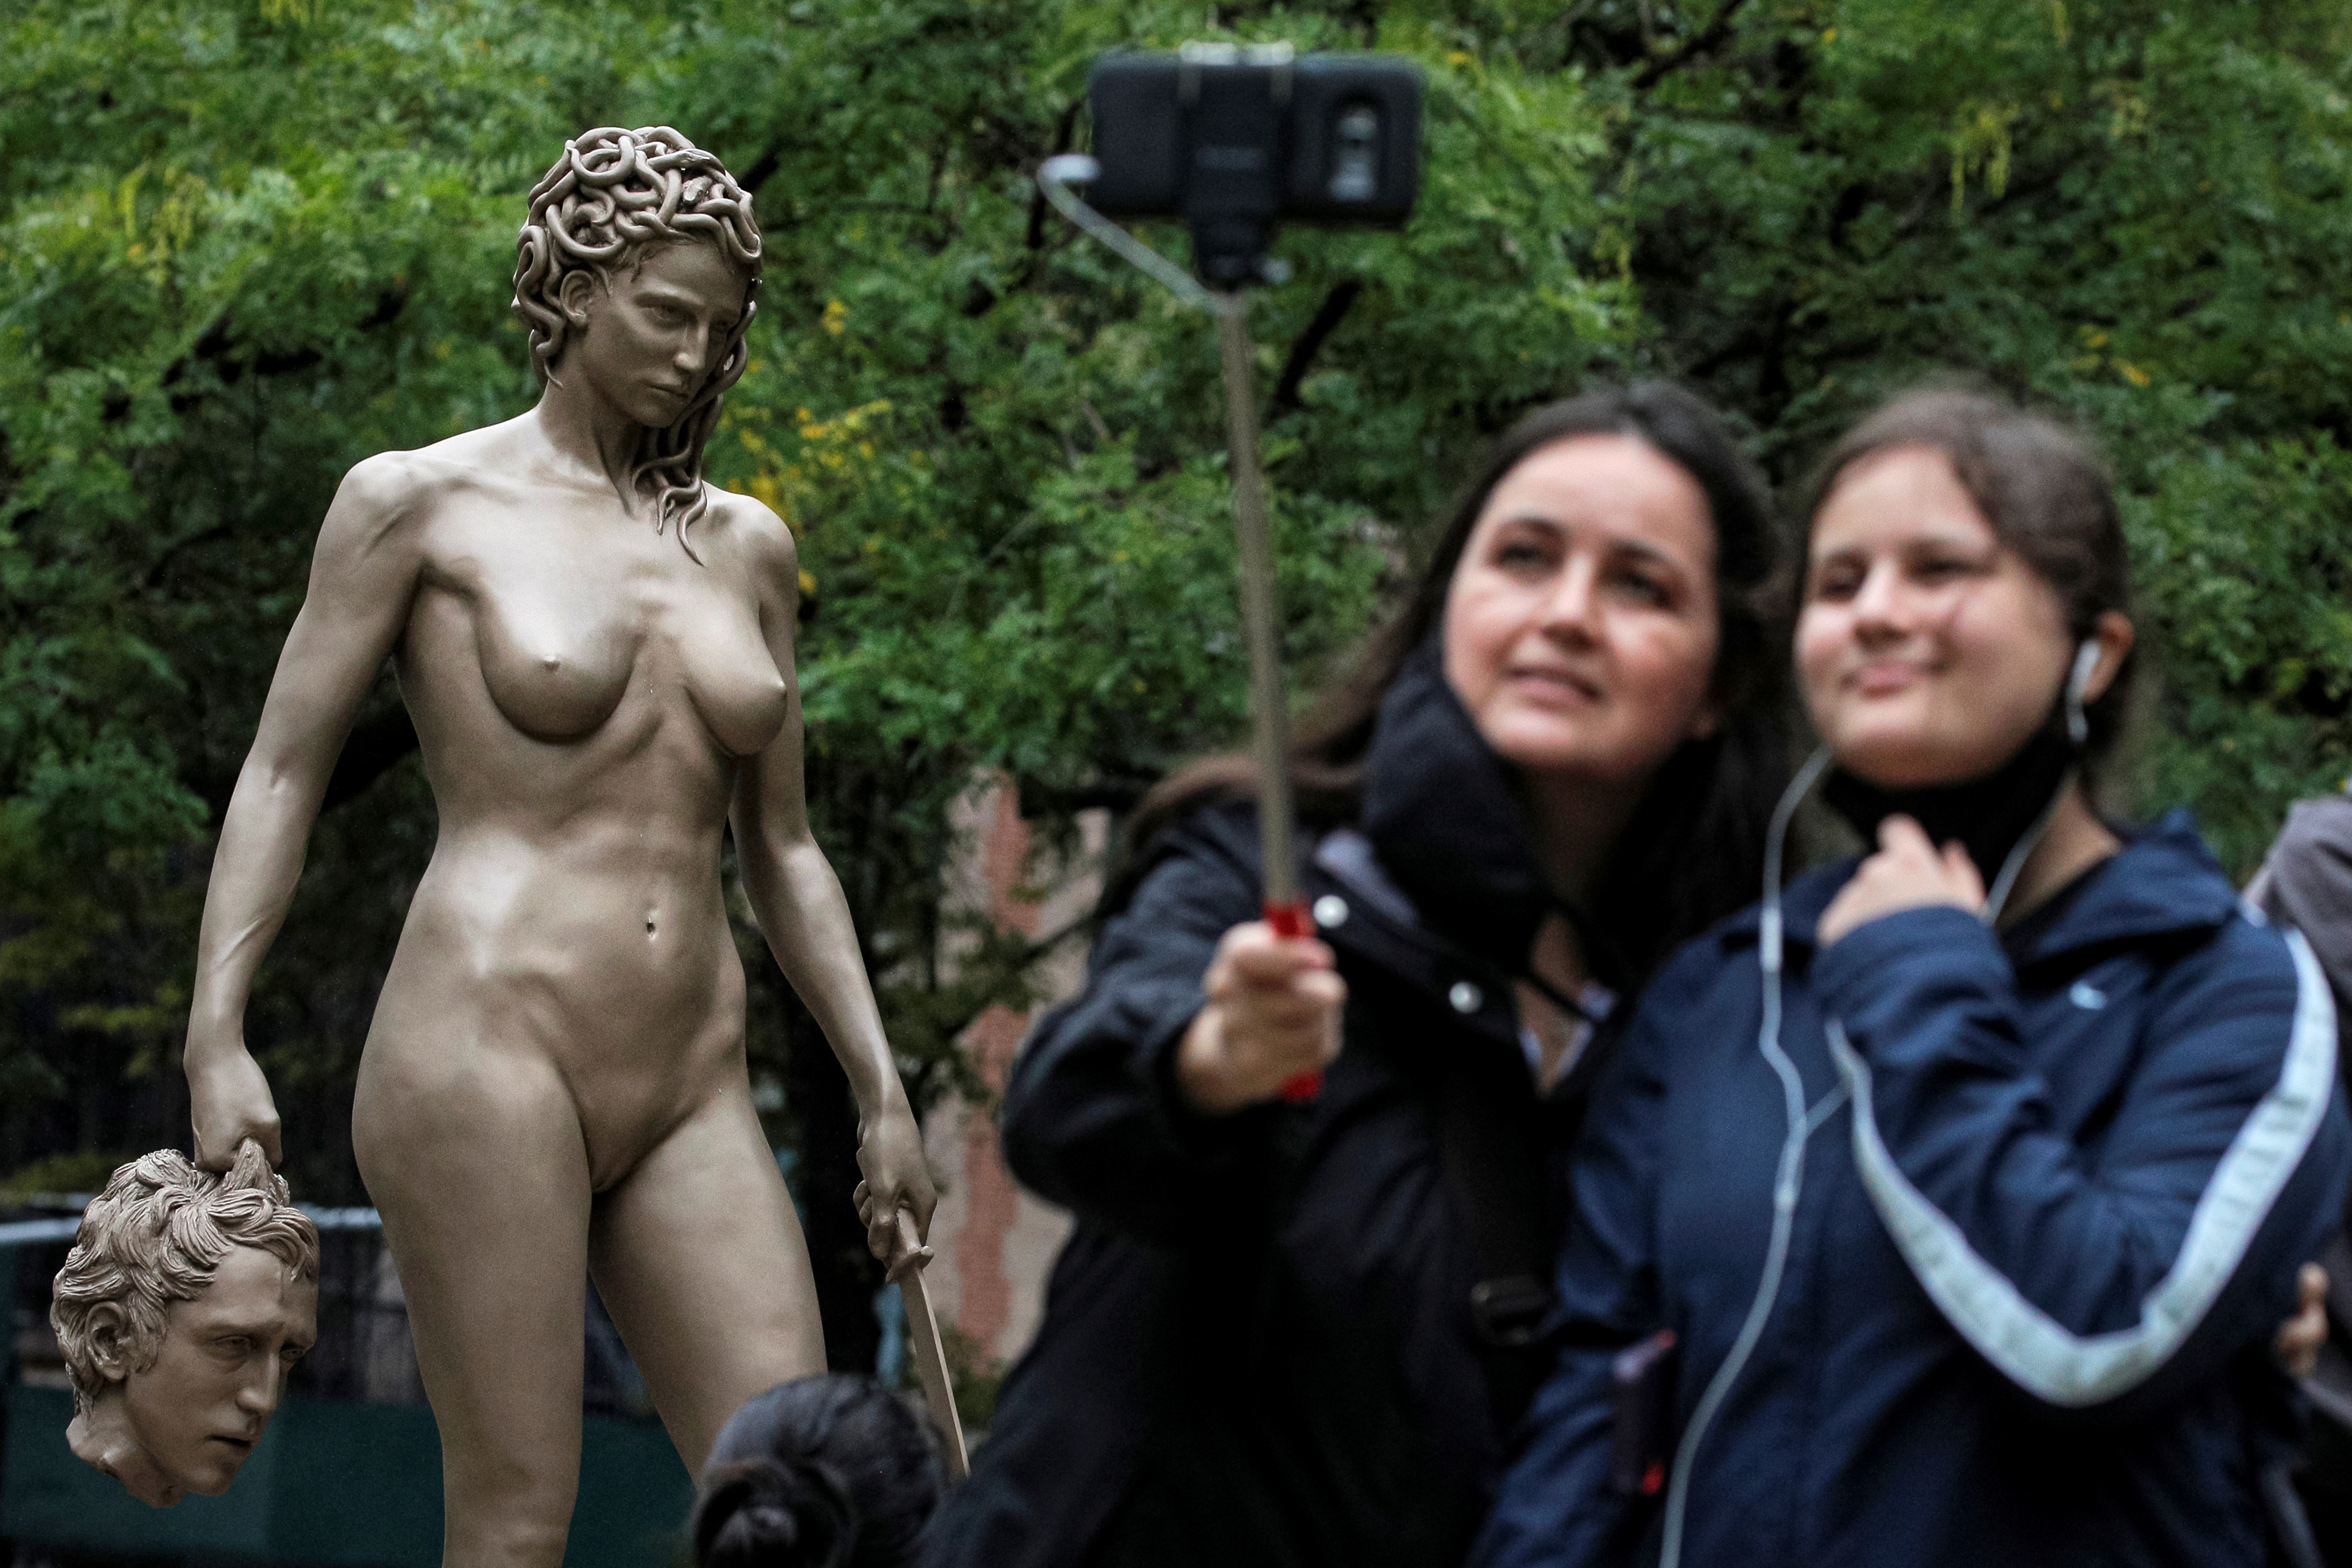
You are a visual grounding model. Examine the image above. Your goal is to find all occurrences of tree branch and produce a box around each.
[1024,101,1083,254]
[739,140,787,197]
[1269,280,1363,419]
[1633,0,1756,91]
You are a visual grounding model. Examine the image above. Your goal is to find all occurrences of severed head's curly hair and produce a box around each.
[512,126,763,558]
[50,1146,320,1419]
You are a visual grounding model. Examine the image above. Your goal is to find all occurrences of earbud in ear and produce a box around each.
[2065,640,2101,747]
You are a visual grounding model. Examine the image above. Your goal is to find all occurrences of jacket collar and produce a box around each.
[1719,808,2239,963]
[1357,643,1556,974]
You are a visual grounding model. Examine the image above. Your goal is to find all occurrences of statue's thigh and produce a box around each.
[357,1060,593,1558]
[587,1087,824,1475]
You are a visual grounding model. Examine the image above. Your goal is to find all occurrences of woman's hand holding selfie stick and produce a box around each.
[1214,298,1329,1102]
[1177,922,1347,1114]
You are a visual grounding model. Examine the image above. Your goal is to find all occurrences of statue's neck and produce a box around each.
[68,1397,183,1507]
[530,380,647,511]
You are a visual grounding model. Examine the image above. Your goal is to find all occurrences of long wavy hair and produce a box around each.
[512,125,762,559]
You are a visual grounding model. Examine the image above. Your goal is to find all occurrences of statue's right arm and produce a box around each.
[184,455,427,1169]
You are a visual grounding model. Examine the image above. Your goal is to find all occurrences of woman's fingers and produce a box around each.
[1177,919,1349,1113]
[1940,839,1988,907]
[868,1208,903,1268]
[1238,974,1343,1026]
[1227,962,1344,1031]
[2277,1261,2331,1378]
[1877,814,1942,862]
[1821,816,1990,945]
[1216,929,1334,988]
[909,1177,939,1232]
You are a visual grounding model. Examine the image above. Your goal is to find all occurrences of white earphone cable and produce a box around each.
[1657,746,1834,1568]
[1657,641,2097,1564]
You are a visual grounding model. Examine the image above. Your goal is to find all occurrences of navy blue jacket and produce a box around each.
[1475,813,2350,1568]
[926,654,1604,1568]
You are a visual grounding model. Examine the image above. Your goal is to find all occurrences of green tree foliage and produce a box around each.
[3,0,2348,1352]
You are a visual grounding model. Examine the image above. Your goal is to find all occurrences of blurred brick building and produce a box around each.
[918,779,1107,1371]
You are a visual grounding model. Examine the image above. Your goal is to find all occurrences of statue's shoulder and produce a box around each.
[335,448,442,511]
[330,421,520,531]
[702,484,797,573]
[315,446,470,558]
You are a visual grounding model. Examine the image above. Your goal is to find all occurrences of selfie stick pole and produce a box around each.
[1213,304,1305,933]
[1038,156,1319,1101]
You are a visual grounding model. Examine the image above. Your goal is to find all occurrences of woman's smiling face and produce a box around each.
[1442,434,1722,793]
[1797,444,2078,789]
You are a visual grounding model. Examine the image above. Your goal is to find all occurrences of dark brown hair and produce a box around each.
[1803,387,2138,774]
[1127,382,1789,982]
[691,1375,941,1568]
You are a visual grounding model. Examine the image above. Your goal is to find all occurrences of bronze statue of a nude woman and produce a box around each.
[180,126,935,1564]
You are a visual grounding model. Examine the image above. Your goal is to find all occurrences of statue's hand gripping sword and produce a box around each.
[889,1209,969,1479]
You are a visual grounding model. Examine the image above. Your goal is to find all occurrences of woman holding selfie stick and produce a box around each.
[1474,390,2352,1568]
[928,384,1791,1568]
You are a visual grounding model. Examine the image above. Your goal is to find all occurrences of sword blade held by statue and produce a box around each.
[891,1210,969,1480]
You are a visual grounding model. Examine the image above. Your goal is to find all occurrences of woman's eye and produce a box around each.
[1494,539,1551,571]
[1912,556,1979,582]
[1611,571,1671,607]
[1809,570,1860,602]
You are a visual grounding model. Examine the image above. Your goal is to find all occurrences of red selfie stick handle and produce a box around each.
[1266,897,1322,1102]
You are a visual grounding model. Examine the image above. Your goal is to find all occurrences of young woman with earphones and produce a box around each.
[1473,388,2352,1568]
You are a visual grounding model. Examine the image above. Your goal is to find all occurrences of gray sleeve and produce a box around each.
[2257,798,2352,1017]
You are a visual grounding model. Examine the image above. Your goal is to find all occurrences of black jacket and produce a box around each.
[925,651,1607,1568]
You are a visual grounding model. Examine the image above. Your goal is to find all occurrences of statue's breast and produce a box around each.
[663,583,791,759]
[469,574,641,743]
[420,508,789,758]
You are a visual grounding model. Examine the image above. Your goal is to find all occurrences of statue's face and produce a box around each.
[559,239,748,428]
[116,1244,317,1501]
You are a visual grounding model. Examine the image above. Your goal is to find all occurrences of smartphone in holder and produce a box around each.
[1047,44,1422,1101]
[1085,44,1423,286]
[1607,1328,1680,1498]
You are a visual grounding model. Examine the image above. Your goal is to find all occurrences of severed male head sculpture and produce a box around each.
[50,1144,320,1507]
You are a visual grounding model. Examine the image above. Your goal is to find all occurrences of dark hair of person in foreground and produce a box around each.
[692,1375,943,1568]
[1127,379,1787,987]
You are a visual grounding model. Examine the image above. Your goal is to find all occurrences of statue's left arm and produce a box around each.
[724,495,936,1262]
